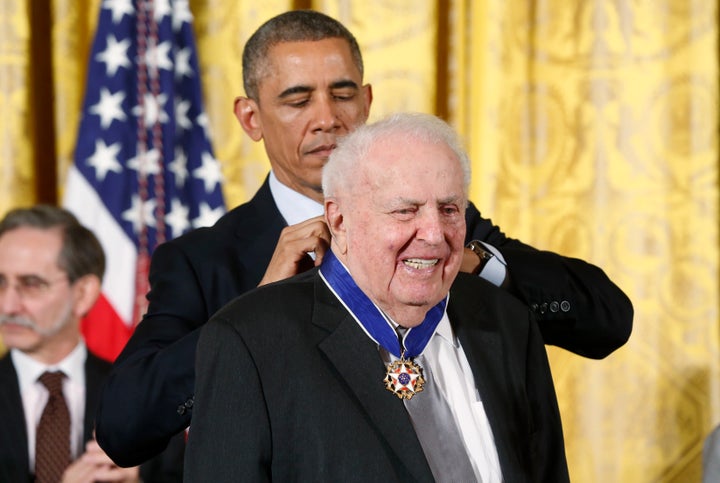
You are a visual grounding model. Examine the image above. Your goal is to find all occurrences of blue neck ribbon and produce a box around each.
[319,250,448,359]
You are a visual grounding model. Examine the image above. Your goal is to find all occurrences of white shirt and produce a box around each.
[382,314,503,483]
[11,343,87,469]
[268,170,324,227]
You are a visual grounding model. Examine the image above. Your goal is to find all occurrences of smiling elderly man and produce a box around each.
[183,113,569,483]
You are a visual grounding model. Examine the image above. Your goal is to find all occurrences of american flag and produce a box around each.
[64,0,225,362]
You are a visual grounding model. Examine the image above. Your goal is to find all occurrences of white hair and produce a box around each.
[322,112,471,198]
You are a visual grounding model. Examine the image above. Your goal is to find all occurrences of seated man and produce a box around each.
[0,206,184,483]
[184,113,569,482]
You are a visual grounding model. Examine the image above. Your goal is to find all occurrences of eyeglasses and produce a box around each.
[0,274,69,300]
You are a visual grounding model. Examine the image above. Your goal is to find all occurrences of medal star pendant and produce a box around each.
[384,357,425,400]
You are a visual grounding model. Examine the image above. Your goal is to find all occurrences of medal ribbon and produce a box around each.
[319,250,447,358]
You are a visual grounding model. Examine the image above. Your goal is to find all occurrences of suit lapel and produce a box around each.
[449,276,527,481]
[232,178,288,283]
[313,279,434,483]
[0,355,31,479]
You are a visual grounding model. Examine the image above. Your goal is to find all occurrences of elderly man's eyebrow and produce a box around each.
[438,195,462,205]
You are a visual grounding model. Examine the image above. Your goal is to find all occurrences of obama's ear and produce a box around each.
[234,96,263,142]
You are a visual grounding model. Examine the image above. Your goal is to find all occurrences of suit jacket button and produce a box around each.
[177,404,187,415]
[185,398,194,408]
[560,300,571,312]
[539,303,548,314]
[549,301,559,313]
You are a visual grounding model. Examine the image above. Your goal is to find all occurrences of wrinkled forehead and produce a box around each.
[262,39,361,82]
[0,227,63,275]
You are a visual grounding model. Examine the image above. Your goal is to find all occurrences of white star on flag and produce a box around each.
[87,139,123,181]
[89,88,127,128]
[193,202,225,228]
[193,152,223,193]
[165,198,191,238]
[95,35,132,76]
[132,92,170,125]
[102,0,133,24]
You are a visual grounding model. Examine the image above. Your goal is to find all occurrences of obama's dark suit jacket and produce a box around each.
[184,270,569,482]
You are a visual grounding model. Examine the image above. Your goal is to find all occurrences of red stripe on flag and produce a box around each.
[80,294,133,362]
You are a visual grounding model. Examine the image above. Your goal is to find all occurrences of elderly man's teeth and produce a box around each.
[404,258,439,269]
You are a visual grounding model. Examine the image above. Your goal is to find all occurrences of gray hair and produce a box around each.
[242,10,364,101]
[322,112,471,199]
[0,205,105,283]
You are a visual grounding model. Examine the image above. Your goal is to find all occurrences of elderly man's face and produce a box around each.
[330,135,466,327]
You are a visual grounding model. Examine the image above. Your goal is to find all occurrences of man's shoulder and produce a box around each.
[86,350,113,372]
[208,270,321,335]
[162,180,280,250]
[217,269,318,313]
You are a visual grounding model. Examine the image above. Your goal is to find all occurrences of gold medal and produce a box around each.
[384,357,425,400]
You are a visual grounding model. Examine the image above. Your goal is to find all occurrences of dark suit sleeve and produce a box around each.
[184,315,271,482]
[95,241,205,467]
[464,201,633,358]
[84,351,185,480]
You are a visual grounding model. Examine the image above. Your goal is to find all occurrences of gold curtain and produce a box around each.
[1,0,718,479]
[450,2,719,481]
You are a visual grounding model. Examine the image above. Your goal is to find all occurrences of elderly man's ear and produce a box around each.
[324,199,347,255]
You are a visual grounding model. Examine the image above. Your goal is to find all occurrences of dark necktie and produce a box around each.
[35,371,71,483]
[403,353,479,482]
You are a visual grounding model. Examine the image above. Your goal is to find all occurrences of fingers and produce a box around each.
[259,216,331,286]
[62,440,140,483]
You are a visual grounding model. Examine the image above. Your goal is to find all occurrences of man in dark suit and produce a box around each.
[184,112,569,481]
[97,10,632,468]
[0,206,183,483]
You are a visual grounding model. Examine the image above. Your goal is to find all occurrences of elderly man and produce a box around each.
[0,206,184,483]
[183,113,569,482]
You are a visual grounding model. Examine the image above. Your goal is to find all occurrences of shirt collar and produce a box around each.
[434,312,456,346]
[387,301,457,349]
[268,170,324,226]
[11,341,87,391]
